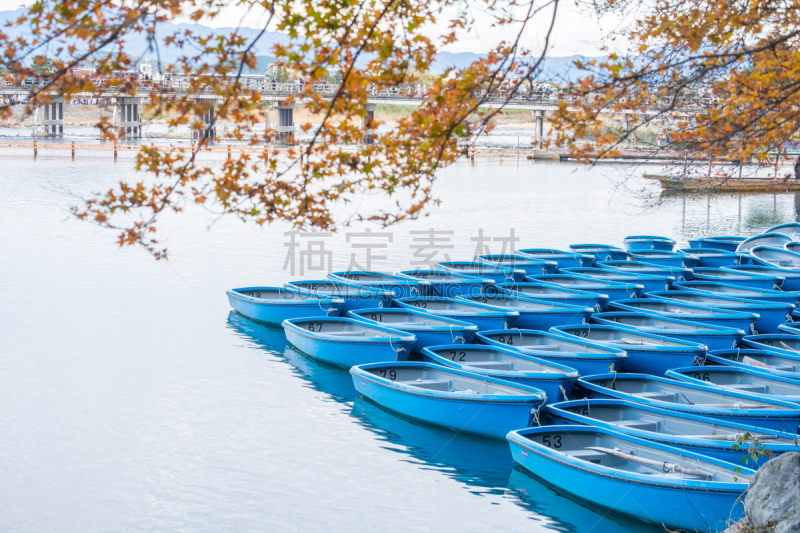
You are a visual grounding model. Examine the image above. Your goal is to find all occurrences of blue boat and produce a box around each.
[596,260,692,281]
[751,245,800,269]
[689,268,783,290]
[622,235,676,252]
[562,267,675,292]
[551,324,707,375]
[462,294,594,330]
[546,399,799,468]
[666,366,800,404]
[497,282,609,312]
[608,297,760,333]
[767,222,800,239]
[627,250,700,269]
[475,329,628,375]
[737,233,793,253]
[567,243,630,261]
[328,271,429,298]
[677,247,743,268]
[284,279,395,314]
[575,373,800,432]
[687,236,745,252]
[516,248,595,269]
[391,296,519,330]
[347,308,477,354]
[779,321,800,335]
[707,349,800,377]
[673,280,800,307]
[421,344,579,402]
[436,261,526,283]
[476,254,558,275]
[506,425,751,532]
[647,290,794,334]
[525,274,644,301]
[740,333,800,356]
[397,270,494,298]
[282,317,416,367]
[350,362,546,439]
[589,312,745,350]
[723,264,800,291]
[227,286,343,325]
[786,242,800,254]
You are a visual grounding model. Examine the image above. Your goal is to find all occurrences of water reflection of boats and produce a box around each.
[227,309,290,351]
[226,310,358,401]
[350,396,515,487]
[508,467,665,533]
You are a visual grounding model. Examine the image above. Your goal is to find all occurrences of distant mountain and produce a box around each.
[431,51,605,83]
[0,8,601,81]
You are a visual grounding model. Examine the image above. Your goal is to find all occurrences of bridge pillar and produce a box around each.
[362,103,377,145]
[625,115,633,149]
[277,101,295,142]
[32,96,64,137]
[113,97,142,138]
[535,110,545,149]
[193,105,216,141]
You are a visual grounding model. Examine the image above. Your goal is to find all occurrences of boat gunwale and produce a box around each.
[545,398,800,452]
[577,373,800,416]
[507,425,753,492]
[346,307,479,332]
[551,324,709,352]
[475,329,629,361]
[589,312,746,337]
[420,344,580,381]
[282,317,417,344]
[227,287,344,306]
[351,361,547,403]
[392,296,520,318]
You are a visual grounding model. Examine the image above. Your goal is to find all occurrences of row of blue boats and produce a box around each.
[227,225,800,532]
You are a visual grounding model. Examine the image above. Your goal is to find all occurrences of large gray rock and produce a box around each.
[746,452,800,530]
[775,519,800,533]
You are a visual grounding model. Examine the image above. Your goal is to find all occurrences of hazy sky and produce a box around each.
[0,0,615,56]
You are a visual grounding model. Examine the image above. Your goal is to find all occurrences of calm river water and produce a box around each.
[1,145,797,532]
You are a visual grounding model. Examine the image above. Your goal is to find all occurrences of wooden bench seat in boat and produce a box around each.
[462,361,514,370]
[400,379,452,391]
[725,384,768,394]
[563,450,607,463]
[615,420,659,431]
[633,392,678,402]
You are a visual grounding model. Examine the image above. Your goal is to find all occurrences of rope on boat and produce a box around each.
[530,406,541,426]
[586,446,714,479]
[692,354,707,366]
[559,385,568,401]
[388,336,407,356]
[317,299,339,315]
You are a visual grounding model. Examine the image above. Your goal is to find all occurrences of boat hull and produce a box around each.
[507,428,747,532]
[227,289,341,325]
[283,324,415,367]
[352,365,545,439]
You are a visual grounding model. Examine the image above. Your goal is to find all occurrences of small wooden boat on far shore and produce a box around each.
[645,173,800,192]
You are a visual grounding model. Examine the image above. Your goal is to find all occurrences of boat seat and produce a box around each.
[402,379,452,391]
[615,420,659,431]
[529,343,562,351]
[564,450,606,463]
[633,392,677,402]
[464,361,514,370]
[725,384,767,394]
[325,331,367,337]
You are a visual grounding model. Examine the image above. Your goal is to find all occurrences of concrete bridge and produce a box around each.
[0,82,697,144]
